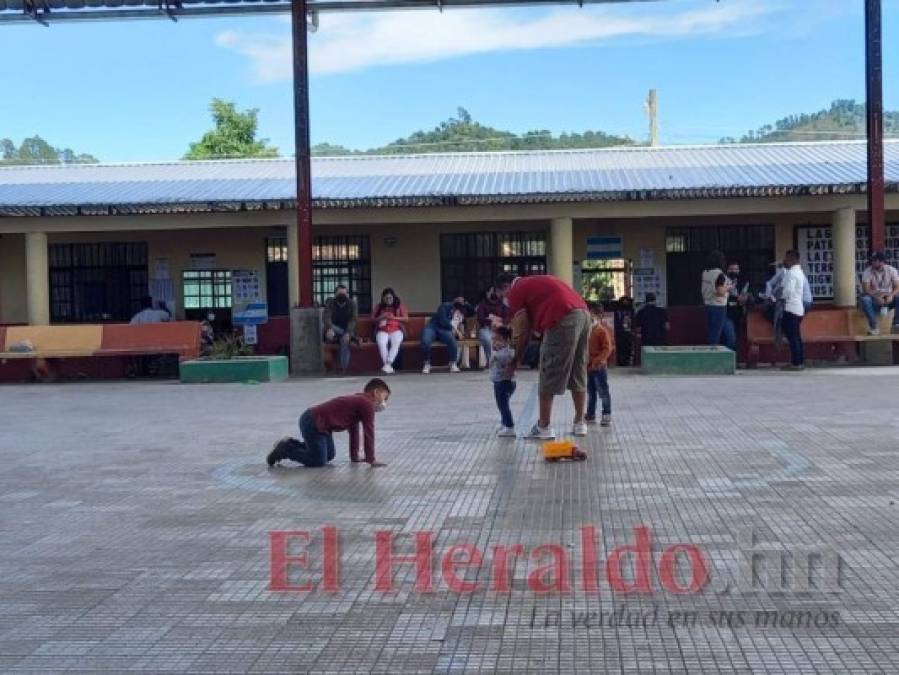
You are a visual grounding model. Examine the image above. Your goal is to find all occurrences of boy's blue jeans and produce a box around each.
[587,368,611,417]
[859,294,899,329]
[493,379,516,428]
[421,325,458,363]
[283,409,336,467]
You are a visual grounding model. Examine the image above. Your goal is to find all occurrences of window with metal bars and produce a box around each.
[440,232,547,303]
[49,242,148,322]
[665,224,774,306]
[182,270,232,310]
[313,235,372,313]
[265,235,372,314]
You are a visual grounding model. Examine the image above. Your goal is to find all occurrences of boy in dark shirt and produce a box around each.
[633,293,669,347]
[267,378,390,468]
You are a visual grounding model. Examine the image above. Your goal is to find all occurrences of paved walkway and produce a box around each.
[1,368,898,673]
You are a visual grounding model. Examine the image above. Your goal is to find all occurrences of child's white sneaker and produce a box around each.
[449,363,461,373]
[526,424,555,440]
[497,426,516,437]
[422,362,431,374]
[381,363,394,374]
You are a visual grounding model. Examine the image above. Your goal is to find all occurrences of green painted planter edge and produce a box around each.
[179,356,289,383]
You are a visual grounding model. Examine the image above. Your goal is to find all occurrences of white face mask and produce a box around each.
[374,400,388,413]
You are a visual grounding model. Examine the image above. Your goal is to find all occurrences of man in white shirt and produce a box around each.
[859,251,899,335]
[130,297,171,325]
[780,250,808,371]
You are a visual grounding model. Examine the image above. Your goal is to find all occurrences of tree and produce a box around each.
[361,107,633,155]
[184,99,279,160]
[0,135,98,165]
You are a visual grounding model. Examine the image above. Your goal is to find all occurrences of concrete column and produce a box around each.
[286,224,301,311]
[832,207,857,307]
[549,217,574,287]
[289,306,324,374]
[25,231,50,325]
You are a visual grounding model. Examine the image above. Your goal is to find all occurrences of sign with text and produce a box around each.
[795,224,899,298]
[232,270,268,325]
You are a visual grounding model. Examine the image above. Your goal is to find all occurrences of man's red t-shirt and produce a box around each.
[506,275,587,332]
[312,393,375,462]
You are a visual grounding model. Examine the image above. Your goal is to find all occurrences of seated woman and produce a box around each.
[372,287,408,374]
[476,286,509,362]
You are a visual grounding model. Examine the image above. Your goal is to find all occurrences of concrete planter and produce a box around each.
[179,356,289,383]
[641,346,735,375]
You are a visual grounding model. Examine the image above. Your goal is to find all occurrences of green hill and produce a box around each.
[312,108,634,156]
[723,99,899,144]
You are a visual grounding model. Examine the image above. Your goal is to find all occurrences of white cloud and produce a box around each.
[215,1,779,81]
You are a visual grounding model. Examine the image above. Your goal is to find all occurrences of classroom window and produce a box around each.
[182,270,232,310]
[665,224,774,306]
[581,259,631,303]
[313,235,372,313]
[440,232,547,302]
[49,242,148,322]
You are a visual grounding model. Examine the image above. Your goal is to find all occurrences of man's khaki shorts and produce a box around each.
[539,309,591,396]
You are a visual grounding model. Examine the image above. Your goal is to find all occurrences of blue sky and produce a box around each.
[1,0,898,162]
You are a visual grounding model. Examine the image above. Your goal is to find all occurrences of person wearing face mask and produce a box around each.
[476,286,509,363]
[725,260,754,330]
[323,285,358,374]
[585,302,613,427]
[266,378,390,468]
[372,288,408,374]
[421,296,473,374]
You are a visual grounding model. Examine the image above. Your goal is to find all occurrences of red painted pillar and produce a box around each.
[866,0,886,254]
[292,0,315,307]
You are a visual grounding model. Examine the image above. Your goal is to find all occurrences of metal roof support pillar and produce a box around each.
[292,0,314,308]
[866,0,885,254]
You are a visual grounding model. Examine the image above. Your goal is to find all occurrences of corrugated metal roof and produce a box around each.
[1,140,898,216]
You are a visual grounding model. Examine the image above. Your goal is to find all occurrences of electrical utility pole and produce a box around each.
[645,89,659,147]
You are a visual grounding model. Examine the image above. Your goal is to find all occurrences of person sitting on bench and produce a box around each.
[859,251,899,336]
[266,378,390,468]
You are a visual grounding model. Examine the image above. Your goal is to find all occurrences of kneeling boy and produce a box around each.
[267,378,390,468]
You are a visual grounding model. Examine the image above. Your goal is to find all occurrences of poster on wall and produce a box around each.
[632,266,663,305]
[231,270,268,325]
[796,224,899,298]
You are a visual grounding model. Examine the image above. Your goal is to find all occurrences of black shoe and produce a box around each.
[267,437,292,467]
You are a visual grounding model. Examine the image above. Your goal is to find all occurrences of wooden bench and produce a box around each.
[746,308,899,367]
[323,314,481,373]
[0,322,202,379]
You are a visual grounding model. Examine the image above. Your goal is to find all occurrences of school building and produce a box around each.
[2,139,899,355]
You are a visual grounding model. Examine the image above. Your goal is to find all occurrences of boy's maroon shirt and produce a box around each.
[311,393,376,462]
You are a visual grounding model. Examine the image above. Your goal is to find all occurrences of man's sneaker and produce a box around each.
[868,326,881,336]
[381,363,394,374]
[526,424,555,440]
[422,362,431,374]
[600,413,612,427]
[449,363,461,373]
[497,426,516,437]
[266,437,291,467]
[584,415,597,424]
[572,421,588,437]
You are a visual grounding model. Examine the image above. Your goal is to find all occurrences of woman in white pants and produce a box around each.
[372,288,408,374]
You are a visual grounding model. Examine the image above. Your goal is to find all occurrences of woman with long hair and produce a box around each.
[372,288,408,374]
[701,250,736,350]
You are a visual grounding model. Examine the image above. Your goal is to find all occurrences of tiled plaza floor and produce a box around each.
[1,367,898,673]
